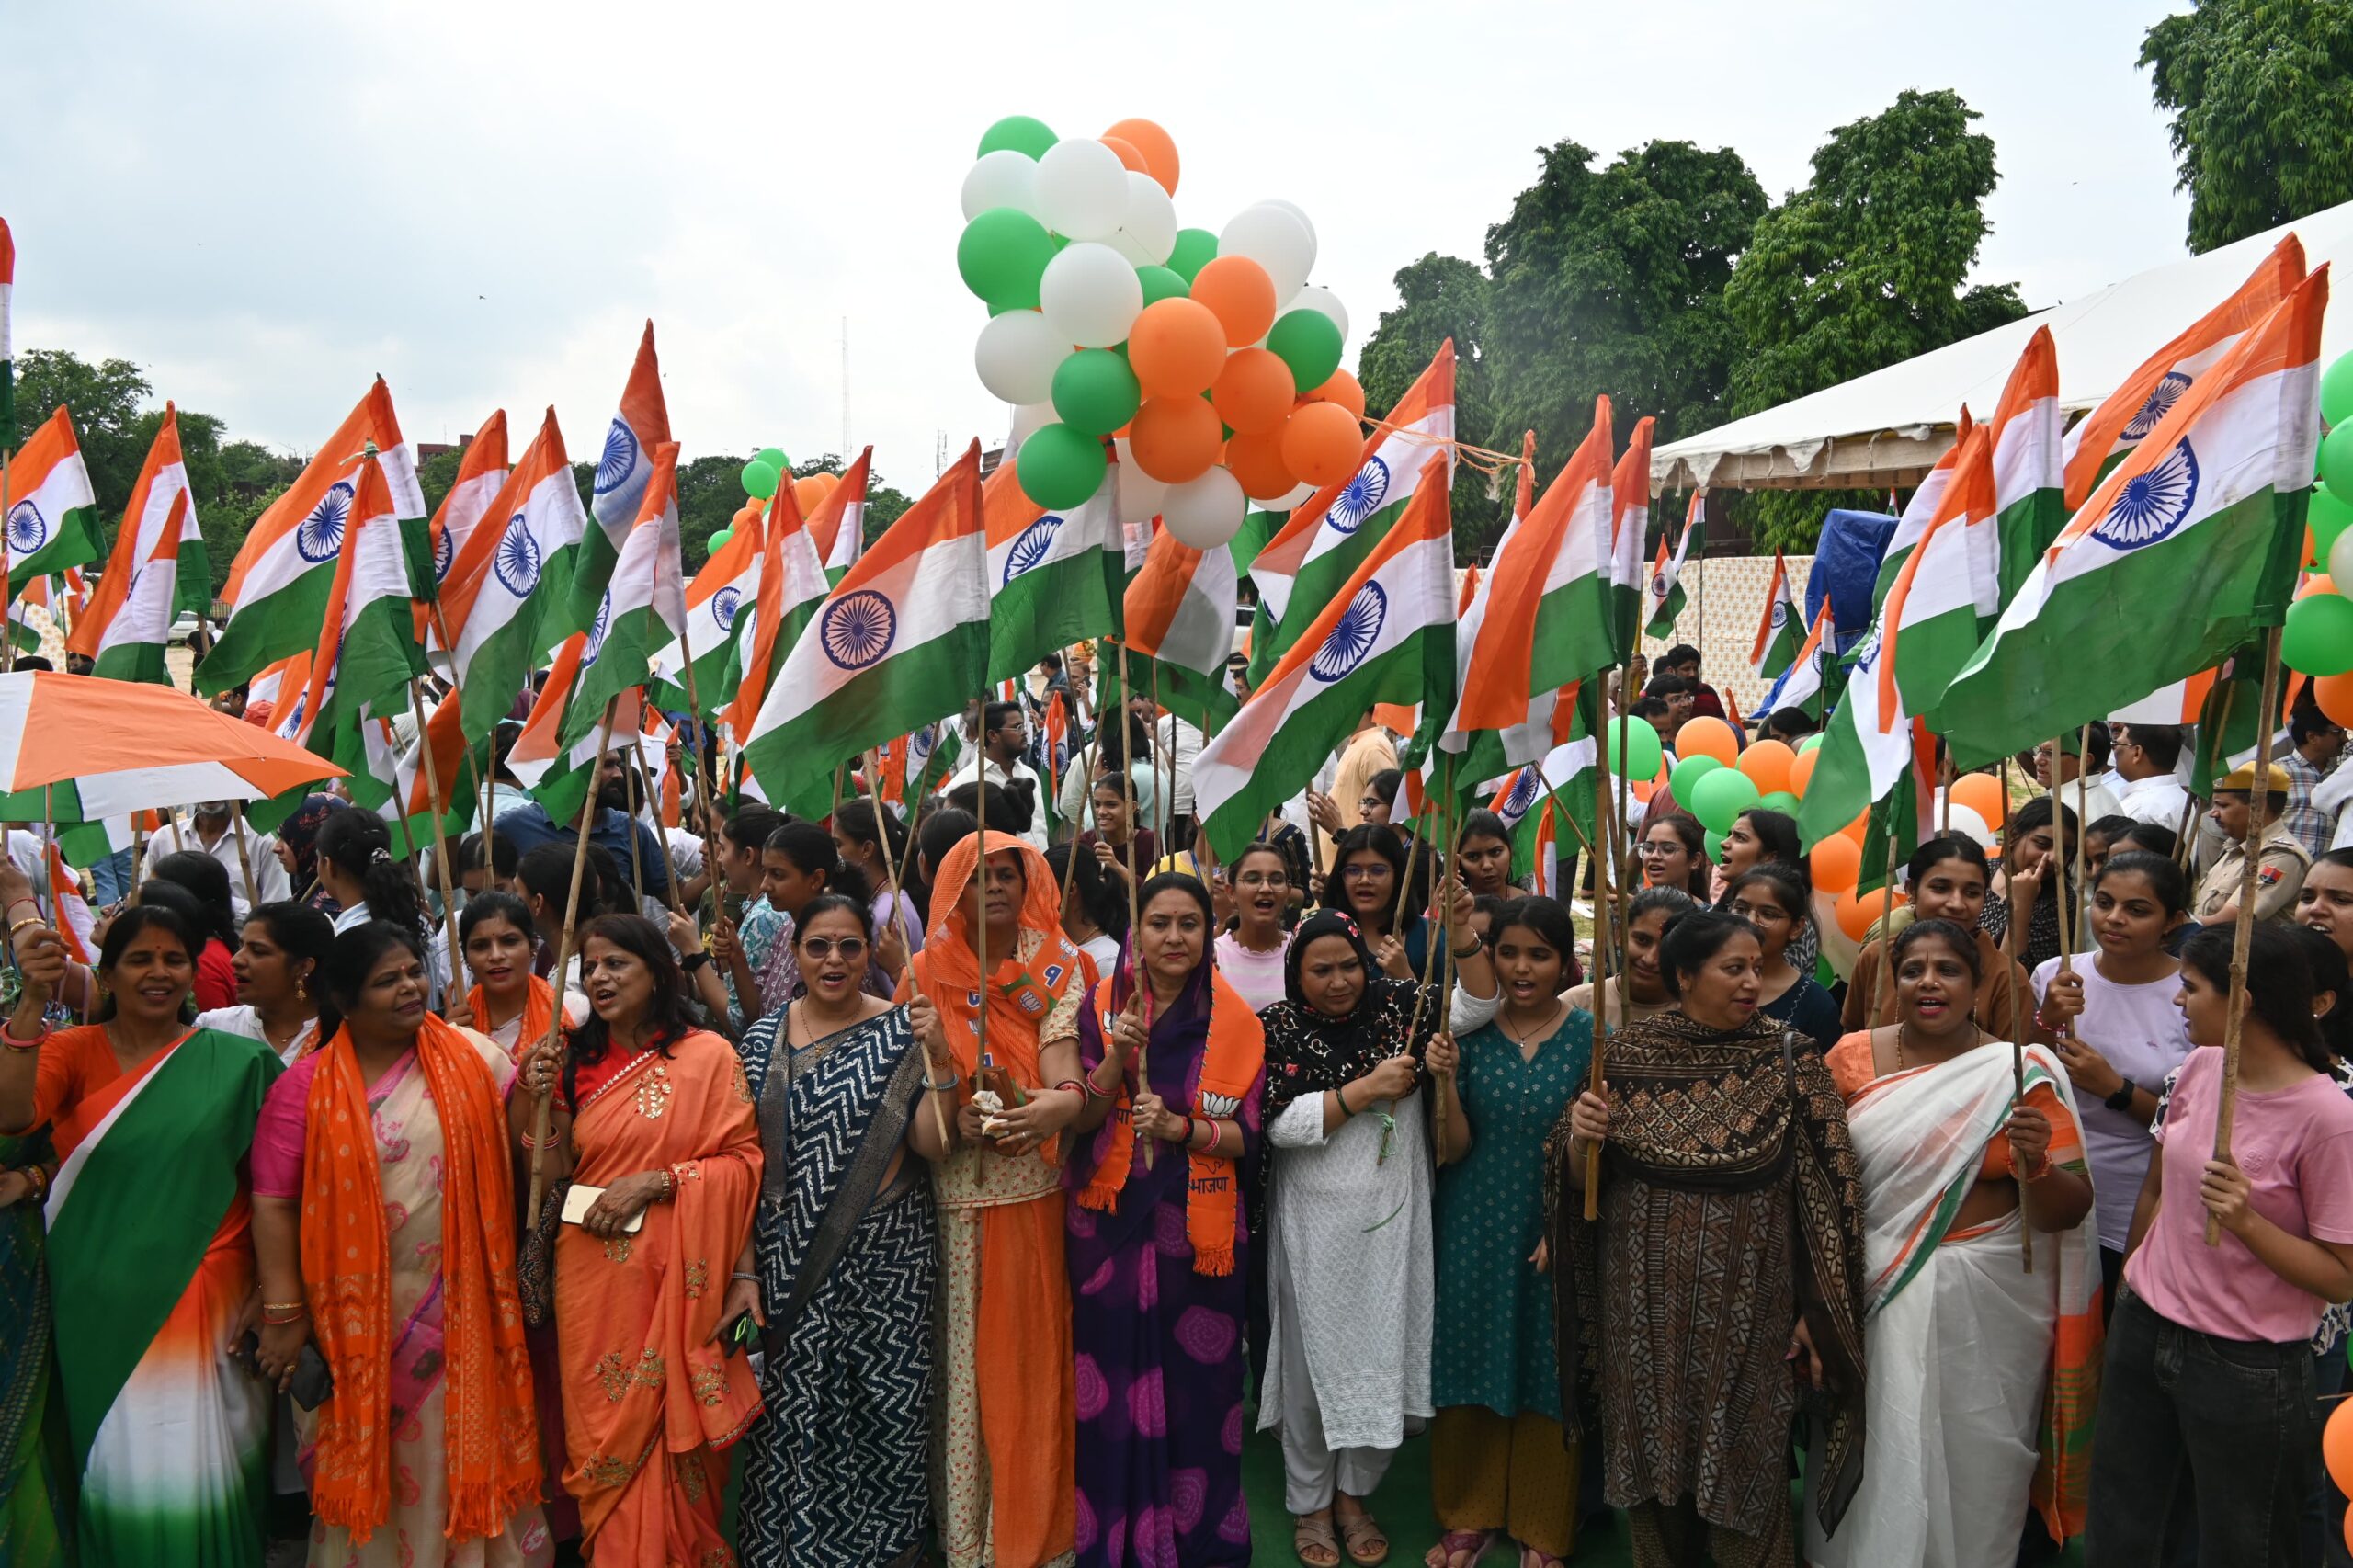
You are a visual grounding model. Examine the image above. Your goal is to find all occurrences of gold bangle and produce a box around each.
[260,1300,307,1313]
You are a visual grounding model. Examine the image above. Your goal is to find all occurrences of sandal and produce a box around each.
[1294,1513,1342,1568]
[1335,1502,1391,1567]
[1426,1528,1494,1568]
[1517,1547,1565,1568]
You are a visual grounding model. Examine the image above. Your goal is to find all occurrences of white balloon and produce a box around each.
[1261,198,1318,254]
[1162,467,1246,550]
[1944,802,1994,849]
[1008,400,1057,452]
[1284,285,1350,345]
[1113,437,1169,527]
[2329,524,2353,589]
[1119,172,1176,267]
[1034,139,1130,242]
[1272,480,1318,510]
[1221,202,1316,298]
[972,310,1070,406]
[1040,243,1143,349]
[1103,228,1155,267]
[960,150,1040,222]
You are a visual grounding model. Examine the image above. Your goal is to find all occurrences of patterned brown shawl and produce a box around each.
[1545,1006,1870,1536]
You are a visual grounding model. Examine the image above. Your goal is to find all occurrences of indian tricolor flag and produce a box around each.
[653,503,760,715]
[1644,491,1702,640]
[1246,339,1453,685]
[810,456,869,583]
[569,321,670,647]
[1447,406,1613,770]
[721,468,831,741]
[203,378,423,693]
[509,632,641,827]
[1940,267,2327,763]
[1605,416,1654,662]
[5,407,102,604]
[421,409,508,640]
[377,691,480,848]
[1757,596,1835,724]
[2063,234,2302,511]
[45,842,96,964]
[285,455,427,810]
[1798,425,1994,853]
[561,441,685,750]
[1985,324,2063,614]
[984,450,1124,683]
[1875,407,1972,607]
[1196,452,1457,861]
[438,406,585,741]
[71,405,209,684]
[1750,551,1803,684]
[740,443,988,819]
[1116,524,1242,733]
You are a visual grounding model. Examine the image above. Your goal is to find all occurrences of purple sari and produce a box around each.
[1064,955,1265,1568]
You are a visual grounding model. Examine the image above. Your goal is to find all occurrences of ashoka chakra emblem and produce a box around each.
[494,513,541,597]
[5,500,47,557]
[1004,515,1063,585]
[909,725,935,768]
[821,589,897,671]
[1769,597,1790,631]
[297,481,353,563]
[582,592,612,665]
[1649,573,1669,601]
[2092,438,2200,551]
[2122,371,2191,441]
[1502,769,1540,818]
[1310,582,1388,682]
[711,585,743,631]
[433,522,456,582]
[595,419,639,496]
[1328,457,1390,535]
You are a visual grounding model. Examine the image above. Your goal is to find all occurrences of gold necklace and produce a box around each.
[1501,1001,1562,1046]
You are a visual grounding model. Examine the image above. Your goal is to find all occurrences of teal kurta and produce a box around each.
[1432,1010,1592,1420]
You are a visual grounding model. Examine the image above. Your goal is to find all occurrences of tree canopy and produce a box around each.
[1355,252,1505,550]
[2141,0,2353,254]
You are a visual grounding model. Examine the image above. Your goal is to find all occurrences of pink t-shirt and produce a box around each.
[2126,1046,2353,1343]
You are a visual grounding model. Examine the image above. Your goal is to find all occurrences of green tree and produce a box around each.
[2141,0,2353,254]
[9,351,155,513]
[1726,89,2028,547]
[1354,253,1509,552]
[1484,139,1768,477]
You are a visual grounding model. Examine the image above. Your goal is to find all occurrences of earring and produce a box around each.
[295,976,308,1003]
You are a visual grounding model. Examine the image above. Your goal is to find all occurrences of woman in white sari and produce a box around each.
[1806,918,2102,1568]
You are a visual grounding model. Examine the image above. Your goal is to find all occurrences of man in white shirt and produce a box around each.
[1154,709,1204,837]
[2111,723,2193,830]
[947,699,1051,851]
[141,801,291,922]
[2034,726,2126,826]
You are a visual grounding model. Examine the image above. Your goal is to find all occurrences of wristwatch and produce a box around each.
[680,950,713,973]
[2104,1077,2138,1113]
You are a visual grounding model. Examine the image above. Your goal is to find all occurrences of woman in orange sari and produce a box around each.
[901,828,1099,1568]
[514,913,763,1567]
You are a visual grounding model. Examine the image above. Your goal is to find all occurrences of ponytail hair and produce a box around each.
[314,811,427,940]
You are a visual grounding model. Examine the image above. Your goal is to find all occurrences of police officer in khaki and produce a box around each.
[2195,760,2313,925]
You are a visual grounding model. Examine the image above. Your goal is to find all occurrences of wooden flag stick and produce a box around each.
[629,742,685,916]
[232,803,263,916]
[527,695,621,1216]
[1432,753,1457,1154]
[883,775,953,1153]
[672,616,725,913]
[2210,627,2285,1245]
[1585,676,1622,1220]
[405,680,467,1009]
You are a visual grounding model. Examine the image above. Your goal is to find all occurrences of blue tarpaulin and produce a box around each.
[1805,508,1897,659]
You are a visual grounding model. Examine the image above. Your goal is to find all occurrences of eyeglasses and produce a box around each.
[1341,863,1391,881]
[799,937,867,960]
[1235,871,1288,889]
[1358,797,1385,812]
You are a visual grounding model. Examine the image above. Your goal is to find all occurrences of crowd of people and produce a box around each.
[3,641,2353,1568]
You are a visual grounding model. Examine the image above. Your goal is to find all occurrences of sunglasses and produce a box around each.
[799,937,867,960]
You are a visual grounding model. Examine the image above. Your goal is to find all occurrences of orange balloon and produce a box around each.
[792,475,827,514]
[1128,394,1222,484]
[1790,747,1819,797]
[2315,670,2353,727]
[1306,368,1367,421]
[1839,810,1871,846]
[1949,771,2007,830]
[1098,135,1149,176]
[2303,572,2339,599]
[1224,427,1297,501]
[1737,738,1795,794]
[1675,716,1740,767]
[1282,401,1364,487]
[2325,1390,2353,1494]
[1128,298,1227,399]
[1211,348,1297,435]
[1190,256,1278,348]
[1834,887,1909,942]
[1103,118,1180,195]
[1812,834,1861,895]
[815,472,842,497]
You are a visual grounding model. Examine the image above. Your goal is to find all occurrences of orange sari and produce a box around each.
[554,1028,762,1565]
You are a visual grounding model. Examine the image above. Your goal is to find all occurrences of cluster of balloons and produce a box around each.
[2325,1394,2353,1551]
[957,114,1362,550]
[2279,350,2353,684]
[711,446,846,554]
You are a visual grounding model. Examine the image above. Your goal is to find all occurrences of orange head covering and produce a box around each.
[913,828,1090,1080]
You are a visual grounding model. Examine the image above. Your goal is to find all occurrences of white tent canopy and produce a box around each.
[1651,199,2353,494]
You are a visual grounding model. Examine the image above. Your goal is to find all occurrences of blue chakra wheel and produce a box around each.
[1310,582,1388,682]
[595,419,639,497]
[2121,371,2192,441]
[296,482,354,563]
[2093,438,2200,551]
[820,589,897,671]
[494,514,542,597]
[1328,457,1390,535]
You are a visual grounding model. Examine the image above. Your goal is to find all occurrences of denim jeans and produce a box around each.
[88,847,133,907]
[2087,1285,2321,1567]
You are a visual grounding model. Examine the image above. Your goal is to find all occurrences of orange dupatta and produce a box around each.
[300,1015,540,1543]
[470,973,554,1062]
[911,829,1091,1088]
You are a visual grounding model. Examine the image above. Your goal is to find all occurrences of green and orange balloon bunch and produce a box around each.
[2279,349,2353,697]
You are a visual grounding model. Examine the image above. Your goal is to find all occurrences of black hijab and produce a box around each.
[1258,909,1434,1123]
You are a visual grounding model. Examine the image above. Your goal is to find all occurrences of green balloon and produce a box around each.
[2322,422,2353,501]
[2314,486,2353,557]
[1704,829,1724,863]
[1669,753,1723,799]
[976,115,1056,161]
[756,446,789,474]
[1267,309,1345,392]
[2283,590,2353,676]
[2324,350,2353,428]
[1604,716,1664,783]
[1757,790,1801,815]
[1051,349,1142,437]
[1688,768,1762,835]
[956,208,1055,311]
[1799,733,1825,753]
[1166,228,1218,283]
[741,460,779,499]
[1136,265,1189,308]
[709,528,735,552]
[1015,422,1108,511]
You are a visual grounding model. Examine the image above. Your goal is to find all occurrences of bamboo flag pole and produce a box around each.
[883,778,953,1152]
[672,617,725,914]
[527,695,622,1216]
[1584,702,1619,1221]
[623,756,645,908]
[232,804,263,915]
[1431,753,1457,1153]
[629,744,685,916]
[2210,626,2286,1245]
[404,680,467,1005]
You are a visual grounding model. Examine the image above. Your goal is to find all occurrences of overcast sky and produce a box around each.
[6,1,2189,487]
